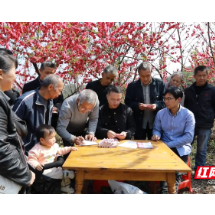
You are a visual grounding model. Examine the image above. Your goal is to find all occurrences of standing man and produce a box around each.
[96,85,136,140]
[152,87,195,193]
[184,65,215,172]
[125,62,166,140]
[22,61,64,128]
[13,74,64,153]
[86,65,118,106]
[56,89,99,147]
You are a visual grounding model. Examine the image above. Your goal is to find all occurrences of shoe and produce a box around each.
[61,177,71,187]
[61,185,74,194]
[63,170,75,179]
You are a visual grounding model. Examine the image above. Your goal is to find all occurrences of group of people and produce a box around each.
[0,48,214,194]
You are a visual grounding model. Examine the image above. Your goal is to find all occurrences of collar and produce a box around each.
[35,88,48,106]
[167,104,182,116]
[140,78,153,87]
[104,103,123,114]
[0,90,10,102]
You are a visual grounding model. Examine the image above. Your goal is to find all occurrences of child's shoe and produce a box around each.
[63,170,75,179]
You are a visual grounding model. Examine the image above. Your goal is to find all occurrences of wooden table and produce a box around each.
[63,140,191,194]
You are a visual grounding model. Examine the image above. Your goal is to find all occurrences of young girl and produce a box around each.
[28,124,78,193]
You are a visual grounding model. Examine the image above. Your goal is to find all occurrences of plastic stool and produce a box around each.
[177,156,193,193]
[93,180,124,194]
[149,157,193,194]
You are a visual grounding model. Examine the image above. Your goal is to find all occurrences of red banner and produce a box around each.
[194,166,215,179]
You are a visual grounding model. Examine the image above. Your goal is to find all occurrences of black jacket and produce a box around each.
[0,91,32,187]
[125,78,166,139]
[22,77,64,110]
[86,79,112,106]
[184,82,215,129]
[96,103,136,139]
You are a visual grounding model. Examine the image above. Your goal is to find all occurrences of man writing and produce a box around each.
[57,89,99,147]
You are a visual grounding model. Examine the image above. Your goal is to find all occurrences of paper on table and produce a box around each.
[82,140,98,146]
[118,141,138,149]
[137,142,153,149]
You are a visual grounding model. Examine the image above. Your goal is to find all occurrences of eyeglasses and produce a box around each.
[109,98,122,103]
[163,97,175,102]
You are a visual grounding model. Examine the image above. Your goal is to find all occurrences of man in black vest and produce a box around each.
[184,65,215,172]
[125,62,166,140]
[22,61,64,128]
[86,65,118,106]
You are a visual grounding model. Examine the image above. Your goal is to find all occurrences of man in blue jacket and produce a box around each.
[125,62,166,140]
[184,66,215,172]
[13,74,64,154]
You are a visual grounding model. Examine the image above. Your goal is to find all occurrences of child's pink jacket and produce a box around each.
[28,143,72,168]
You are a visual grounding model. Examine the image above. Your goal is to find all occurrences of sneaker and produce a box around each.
[63,170,75,179]
[61,177,71,187]
[61,185,74,194]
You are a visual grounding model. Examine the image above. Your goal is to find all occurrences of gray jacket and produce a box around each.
[56,94,99,142]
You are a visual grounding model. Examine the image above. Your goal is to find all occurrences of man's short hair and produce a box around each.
[78,89,98,105]
[194,65,209,76]
[36,124,55,141]
[165,86,183,100]
[42,74,62,89]
[103,65,118,76]
[107,85,122,94]
[40,61,56,71]
[137,62,152,73]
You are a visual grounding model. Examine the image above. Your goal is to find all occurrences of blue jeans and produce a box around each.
[193,128,211,171]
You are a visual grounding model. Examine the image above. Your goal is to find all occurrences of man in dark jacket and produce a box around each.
[96,85,136,140]
[184,65,215,172]
[86,65,118,106]
[13,74,64,154]
[22,61,64,128]
[125,62,166,140]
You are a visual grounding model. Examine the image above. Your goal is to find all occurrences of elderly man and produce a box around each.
[125,62,166,140]
[56,89,99,147]
[86,65,118,106]
[22,61,64,128]
[13,74,64,153]
[185,65,215,172]
[96,85,136,140]
[152,87,195,193]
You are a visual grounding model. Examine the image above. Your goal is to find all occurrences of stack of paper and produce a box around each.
[118,141,153,149]
[82,140,98,146]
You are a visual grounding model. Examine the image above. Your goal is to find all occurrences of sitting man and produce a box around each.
[86,65,118,106]
[13,74,64,154]
[96,85,136,140]
[152,87,195,194]
[56,89,99,148]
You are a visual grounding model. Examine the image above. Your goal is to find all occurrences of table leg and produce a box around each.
[75,170,84,194]
[167,173,176,194]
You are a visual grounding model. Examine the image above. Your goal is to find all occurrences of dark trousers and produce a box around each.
[160,148,188,194]
[142,122,153,140]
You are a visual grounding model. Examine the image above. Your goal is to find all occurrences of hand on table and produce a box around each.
[115,131,127,140]
[85,134,97,141]
[70,146,78,151]
[107,130,116,139]
[151,135,160,141]
[73,136,85,145]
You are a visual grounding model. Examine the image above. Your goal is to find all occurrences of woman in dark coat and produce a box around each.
[0,48,35,194]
